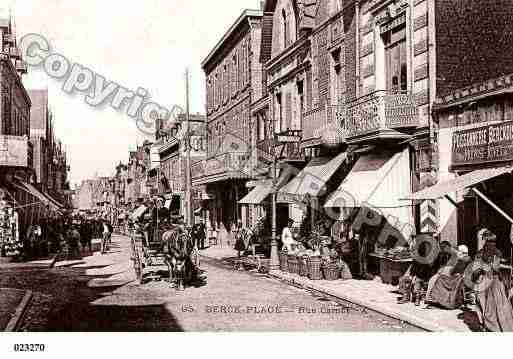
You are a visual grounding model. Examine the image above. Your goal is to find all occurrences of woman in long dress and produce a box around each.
[471,231,513,332]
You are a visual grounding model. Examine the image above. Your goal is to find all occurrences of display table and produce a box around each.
[369,253,413,285]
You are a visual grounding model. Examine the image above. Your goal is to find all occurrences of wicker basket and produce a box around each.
[308,256,323,280]
[287,255,298,274]
[298,256,309,277]
[279,251,289,272]
[322,264,341,281]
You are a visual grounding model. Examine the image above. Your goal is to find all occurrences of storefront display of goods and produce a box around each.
[0,204,21,258]
[307,255,323,280]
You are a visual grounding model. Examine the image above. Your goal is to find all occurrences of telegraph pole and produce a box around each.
[185,68,193,228]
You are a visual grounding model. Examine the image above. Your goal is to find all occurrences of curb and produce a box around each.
[267,271,449,332]
[4,290,33,332]
[201,253,455,332]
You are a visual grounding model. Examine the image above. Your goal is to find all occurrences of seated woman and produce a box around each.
[397,240,444,306]
[424,245,471,309]
[470,230,513,332]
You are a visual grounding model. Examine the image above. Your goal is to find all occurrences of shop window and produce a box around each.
[330,48,342,106]
[282,9,289,49]
[382,22,407,93]
[276,93,283,133]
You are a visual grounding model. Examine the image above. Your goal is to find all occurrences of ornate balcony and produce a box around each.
[0,135,30,168]
[345,90,418,144]
[302,107,327,147]
[8,47,21,59]
[15,60,27,74]
[302,105,346,148]
[193,152,253,185]
[3,33,15,45]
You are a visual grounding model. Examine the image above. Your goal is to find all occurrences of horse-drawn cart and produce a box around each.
[129,226,205,288]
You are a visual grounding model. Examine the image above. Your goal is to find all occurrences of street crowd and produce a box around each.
[23,214,114,261]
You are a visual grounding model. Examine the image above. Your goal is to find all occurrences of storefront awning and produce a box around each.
[405,166,513,201]
[16,181,59,211]
[239,180,273,205]
[277,152,348,203]
[131,205,147,220]
[239,169,293,205]
[43,192,64,209]
[324,148,411,209]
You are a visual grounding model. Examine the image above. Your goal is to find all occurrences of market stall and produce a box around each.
[0,188,21,259]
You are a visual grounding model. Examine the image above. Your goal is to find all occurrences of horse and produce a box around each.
[161,225,196,290]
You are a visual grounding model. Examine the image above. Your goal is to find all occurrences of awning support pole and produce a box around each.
[472,187,513,283]
[444,195,458,208]
[471,188,513,224]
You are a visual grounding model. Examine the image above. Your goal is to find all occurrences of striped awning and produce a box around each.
[239,180,273,205]
[324,148,411,209]
[277,152,348,202]
[16,181,59,211]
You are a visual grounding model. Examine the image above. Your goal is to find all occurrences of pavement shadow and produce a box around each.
[0,263,183,332]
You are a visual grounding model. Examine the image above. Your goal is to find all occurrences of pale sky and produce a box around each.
[8,0,261,186]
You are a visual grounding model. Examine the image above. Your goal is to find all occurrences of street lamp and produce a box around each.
[269,151,280,270]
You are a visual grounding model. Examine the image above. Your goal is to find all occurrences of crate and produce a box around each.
[298,256,309,277]
[288,255,298,274]
[279,251,289,272]
[322,264,340,281]
[308,256,323,280]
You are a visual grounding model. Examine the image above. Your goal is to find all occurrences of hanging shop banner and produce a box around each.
[0,135,29,167]
[452,120,513,169]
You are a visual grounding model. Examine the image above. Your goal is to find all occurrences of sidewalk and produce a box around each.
[199,245,472,332]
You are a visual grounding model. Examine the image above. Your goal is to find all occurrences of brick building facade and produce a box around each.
[197,9,264,241]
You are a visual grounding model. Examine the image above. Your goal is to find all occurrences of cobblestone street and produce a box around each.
[0,235,421,331]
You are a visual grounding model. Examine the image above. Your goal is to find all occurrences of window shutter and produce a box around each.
[285,92,292,131]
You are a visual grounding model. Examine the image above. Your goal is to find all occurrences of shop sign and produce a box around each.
[452,120,513,168]
[0,135,28,167]
[276,192,310,204]
[276,134,301,143]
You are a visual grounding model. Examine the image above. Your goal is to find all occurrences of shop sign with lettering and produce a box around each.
[452,120,513,169]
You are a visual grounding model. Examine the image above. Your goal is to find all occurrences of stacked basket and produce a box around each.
[279,251,289,272]
[287,254,299,274]
[322,262,340,280]
[307,256,323,280]
[298,255,309,277]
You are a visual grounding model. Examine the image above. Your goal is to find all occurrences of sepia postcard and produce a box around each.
[1,0,513,356]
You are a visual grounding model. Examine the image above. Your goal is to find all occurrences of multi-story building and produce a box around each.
[125,141,153,206]
[28,89,70,208]
[0,14,39,252]
[409,0,513,257]
[197,9,264,240]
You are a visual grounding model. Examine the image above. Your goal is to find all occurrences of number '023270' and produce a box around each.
[13,344,45,352]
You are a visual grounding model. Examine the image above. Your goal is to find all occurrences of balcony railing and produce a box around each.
[345,90,418,142]
[302,107,327,142]
[204,152,252,178]
[8,47,21,59]
[15,60,27,74]
[2,33,15,45]
[280,141,304,162]
[0,135,30,168]
[191,160,206,179]
[302,105,346,147]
